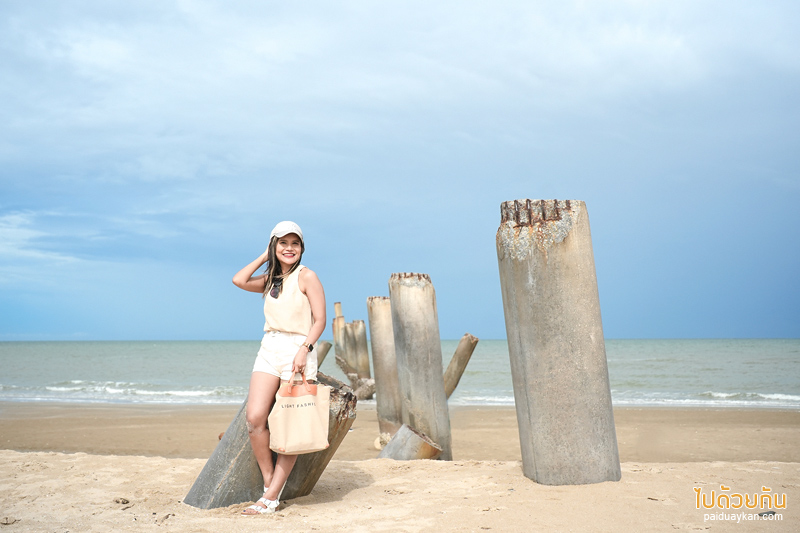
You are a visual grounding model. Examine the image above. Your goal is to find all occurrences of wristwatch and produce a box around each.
[302,342,314,352]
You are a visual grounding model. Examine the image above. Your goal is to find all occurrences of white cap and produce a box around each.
[270,221,303,242]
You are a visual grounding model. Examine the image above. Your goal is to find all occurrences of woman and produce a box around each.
[232,221,326,515]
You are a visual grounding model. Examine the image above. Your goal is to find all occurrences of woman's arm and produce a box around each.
[292,268,327,373]
[232,250,269,293]
[299,268,326,346]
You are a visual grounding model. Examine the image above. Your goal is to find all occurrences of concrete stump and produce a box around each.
[367,296,403,436]
[316,340,332,367]
[388,273,452,461]
[343,322,358,371]
[184,372,357,508]
[183,400,262,508]
[352,319,371,379]
[443,333,479,398]
[332,316,347,363]
[334,350,375,401]
[496,199,620,485]
[377,424,442,460]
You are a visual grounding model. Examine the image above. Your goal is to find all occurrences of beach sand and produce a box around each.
[1,402,798,531]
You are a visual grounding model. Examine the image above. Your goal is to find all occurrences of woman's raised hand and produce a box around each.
[232,249,270,293]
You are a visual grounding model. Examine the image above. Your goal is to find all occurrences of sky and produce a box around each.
[1,0,798,341]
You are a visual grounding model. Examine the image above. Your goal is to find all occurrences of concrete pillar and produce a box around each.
[496,199,620,485]
[183,399,263,508]
[316,340,332,367]
[377,424,442,460]
[367,296,403,436]
[332,316,346,363]
[388,273,452,461]
[352,319,371,379]
[343,321,358,371]
[443,333,479,398]
[334,302,343,318]
[333,324,376,400]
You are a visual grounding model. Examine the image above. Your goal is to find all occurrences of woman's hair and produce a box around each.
[262,234,305,298]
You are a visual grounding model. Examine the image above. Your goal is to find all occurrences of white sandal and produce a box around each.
[242,497,279,515]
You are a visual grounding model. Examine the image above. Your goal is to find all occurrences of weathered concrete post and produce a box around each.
[443,333,479,398]
[388,273,452,461]
[377,424,442,460]
[496,199,620,485]
[366,296,403,436]
[352,319,371,379]
[334,330,375,401]
[332,316,347,362]
[316,340,332,367]
[183,400,262,508]
[343,322,358,371]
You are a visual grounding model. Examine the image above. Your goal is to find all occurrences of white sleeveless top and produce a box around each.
[263,265,313,336]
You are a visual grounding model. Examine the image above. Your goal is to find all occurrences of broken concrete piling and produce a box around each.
[496,199,620,485]
[443,333,479,399]
[367,296,403,437]
[315,340,332,367]
[352,319,371,379]
[332,315,346,363]
[388,273,452,461]
[377,424,442,460]
[343,321,358,371]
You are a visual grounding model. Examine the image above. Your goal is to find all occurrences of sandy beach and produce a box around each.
[1,402,798,531]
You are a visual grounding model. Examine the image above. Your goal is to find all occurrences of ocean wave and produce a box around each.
[2,379,248,405]
[613,390,800,409]
[700,391,740,399]
[613,398,799,409]
[3,388,798,408]
[448,395,516,406]
[698,391,800,402]
[45,386,86,392]
[7,382,800,408]
[133,389,227,397]
[759,393,800,401]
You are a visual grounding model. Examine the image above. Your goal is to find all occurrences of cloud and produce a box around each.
[0,212,80,263]
[2,1,797,192]
[0,211,87,290]
[0,1,798,338]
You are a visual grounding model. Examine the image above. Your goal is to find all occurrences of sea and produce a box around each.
[1,339,798,410]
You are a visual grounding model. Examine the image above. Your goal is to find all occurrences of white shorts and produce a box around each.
[253,330,318,382]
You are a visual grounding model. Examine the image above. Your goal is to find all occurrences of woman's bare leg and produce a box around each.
[264,453,298,501]
[245,372,281,491]
[244,375,299,510]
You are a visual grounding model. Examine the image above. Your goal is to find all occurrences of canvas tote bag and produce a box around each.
[268,374,331,455]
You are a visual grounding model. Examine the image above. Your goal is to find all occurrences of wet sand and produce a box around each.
[2,402,798,462]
